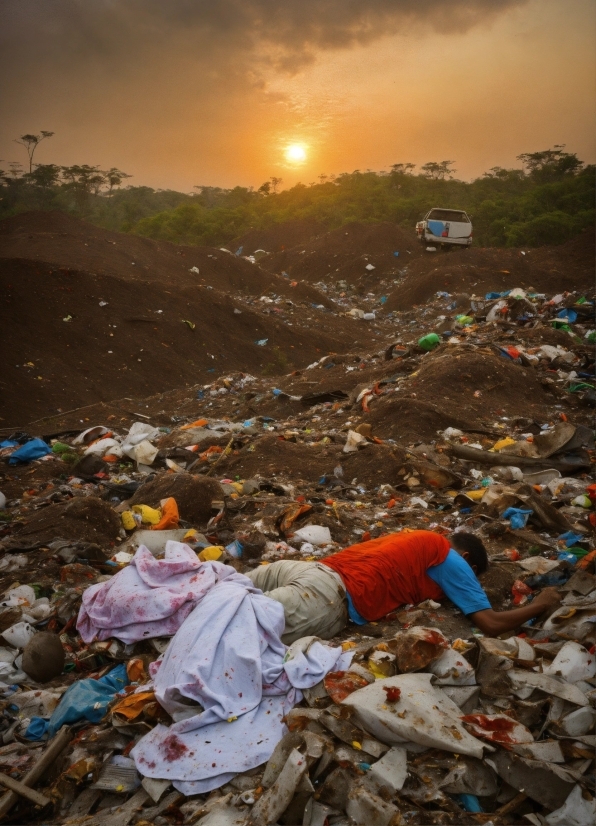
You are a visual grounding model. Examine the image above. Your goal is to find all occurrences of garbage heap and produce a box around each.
[0,282,594,826]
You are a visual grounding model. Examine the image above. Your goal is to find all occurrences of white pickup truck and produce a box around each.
[416,208,473,247]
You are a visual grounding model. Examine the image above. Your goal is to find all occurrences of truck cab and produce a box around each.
[416,208,472,247]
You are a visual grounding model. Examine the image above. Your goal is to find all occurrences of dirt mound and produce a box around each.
[384,231,595,311]
[0,211,331,306]
[126,473,224,524]
[406,348,553,419]
[262,221,422,284]
[365,398,494,444]
[222,433,421,490]
[5,495,120,549]
[230,219,324,255]
[0,258,353,426]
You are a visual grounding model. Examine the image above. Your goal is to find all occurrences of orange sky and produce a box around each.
[1,0,594,191]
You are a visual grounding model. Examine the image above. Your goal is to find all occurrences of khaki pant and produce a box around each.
[246,560,348,644]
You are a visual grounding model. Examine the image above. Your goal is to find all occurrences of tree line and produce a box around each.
[1,133,593,248]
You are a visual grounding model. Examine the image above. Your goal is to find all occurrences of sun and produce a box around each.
[285,143,307,164]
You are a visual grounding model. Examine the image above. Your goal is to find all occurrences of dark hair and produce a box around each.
[451,532,489,575]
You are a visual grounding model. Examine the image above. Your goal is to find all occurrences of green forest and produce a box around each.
[1,136,594,249]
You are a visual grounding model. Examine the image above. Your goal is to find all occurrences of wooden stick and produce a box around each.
[446,443,574,471]
[0,725,71,817]
[496,791,527,816]
[0,772,50,807]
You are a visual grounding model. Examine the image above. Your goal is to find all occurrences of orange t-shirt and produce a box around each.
[322,530,450,621]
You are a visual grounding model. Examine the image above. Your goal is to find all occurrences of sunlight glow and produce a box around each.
[285,143,307,163]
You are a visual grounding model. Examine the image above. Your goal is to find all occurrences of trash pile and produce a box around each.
[0,216,594,823]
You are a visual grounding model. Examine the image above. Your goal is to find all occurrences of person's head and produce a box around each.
[451,532,489,575]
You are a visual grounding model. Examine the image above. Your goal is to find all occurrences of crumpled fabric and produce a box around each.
[131,573,351,793]
[77,543,244,644]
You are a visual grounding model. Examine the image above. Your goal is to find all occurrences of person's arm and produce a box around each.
[469,587,562,637]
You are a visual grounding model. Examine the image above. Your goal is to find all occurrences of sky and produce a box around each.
[1,0,595,192]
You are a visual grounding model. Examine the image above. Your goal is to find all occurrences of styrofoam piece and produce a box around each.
[1,621,36,648]
[543,641,596,683]
[439,685,480,713]
[428,648,476,685]
[365,747,407,793]
[0,584,36,608]
[343,429,366,453]
[346,784,400,826]
[518,557,560,575]
[559,706,596,737]
[249,748,307,826]
[84,437,122,457]
[292,525,332,546]
[512,739,565,763]
[342,673,485,758]
[508,669,589,706]
[546,784,596,826]
[120,530,191,556]
[123,439,158,466]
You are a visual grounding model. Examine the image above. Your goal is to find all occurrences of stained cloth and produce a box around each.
[76,543,351,793]
[246,560,348,643]
[78,543,244,644]
[427,549,491,615]
[131,571,351,793]
[322,530,450,621]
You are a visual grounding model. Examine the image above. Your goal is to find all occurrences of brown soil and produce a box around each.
[262,221,423,283]
[0,258,352,427]
[6,495,120,549]
[126,473,224,524]
[230,219,324,255]
[0,211,332,306]
[364,398,496,444]
[383,230,595,311]
[404,348,553,419]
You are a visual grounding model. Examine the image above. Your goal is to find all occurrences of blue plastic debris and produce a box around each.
[558,531,584,547]
[8,438,52,465]
[25,664,129,741]
[393,251,400,257]
[255,339,268,346]
[501,507,533,529]
[226,540,243,558]
[454,794,483,812]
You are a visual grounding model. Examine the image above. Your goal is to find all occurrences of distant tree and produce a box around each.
[421,160,456,180]
[318,174,328,184]
[391,163,416,175]
[258,181,271,196]
[270,176,283,193]
[25,163,61,188]
[517,145,583,180]
[106,167,132,196]
[14,131,54,173]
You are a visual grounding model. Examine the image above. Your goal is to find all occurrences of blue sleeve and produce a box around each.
[427,550,492,615]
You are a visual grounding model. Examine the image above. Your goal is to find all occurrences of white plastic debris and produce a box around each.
[342,673,485,758]
[429,648,476,685]
[543,641,596,683]
[364,746,407,793]
[343,429,366,453]
[1,584,36,608]
[2,621,36,648]
[545,784,596,826]
[292,525,332,546]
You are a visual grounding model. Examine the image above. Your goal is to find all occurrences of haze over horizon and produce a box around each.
[1,0,595,193]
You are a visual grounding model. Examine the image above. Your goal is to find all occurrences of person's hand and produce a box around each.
[533,586,562,614]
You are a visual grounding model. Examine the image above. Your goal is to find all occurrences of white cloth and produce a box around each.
[78,543,244,644]
[131,570,351,793]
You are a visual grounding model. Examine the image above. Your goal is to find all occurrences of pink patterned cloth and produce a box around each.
[77,542,248,644]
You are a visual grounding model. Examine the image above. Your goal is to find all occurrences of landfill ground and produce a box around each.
[0,211,594,825]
